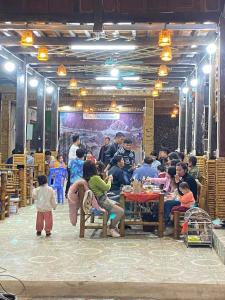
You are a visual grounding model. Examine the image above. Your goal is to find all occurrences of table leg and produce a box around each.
[158,194,164,238]
[120,194,125,237]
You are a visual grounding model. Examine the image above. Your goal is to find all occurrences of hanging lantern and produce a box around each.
[160,46,172,62]
[173,107,179,114]
[171,113,176,118]
[70,78,77,88]
[111,100,117,108]
[37,47,48,61]
[84,107,89,113]
[76,100,83,108]
[158,65,169,77]
[152,89,159,97]
[158,30,171,47]
[80,88,88,96]
[154,79,163,90]
[89,107,94,112]
[57,64,67,76]
[20,31,34,47]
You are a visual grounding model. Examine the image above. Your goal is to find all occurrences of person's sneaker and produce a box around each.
[108,228,120,238]
[36,231,41,236]
[46,232,51,237]
[163,227,174,236]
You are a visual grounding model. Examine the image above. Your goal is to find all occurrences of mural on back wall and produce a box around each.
[59,112,143,163]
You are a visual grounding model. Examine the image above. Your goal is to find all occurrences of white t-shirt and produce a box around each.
[68,144,79,166]
[32,184,57,212]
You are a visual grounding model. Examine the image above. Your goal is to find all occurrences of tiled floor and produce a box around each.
[1,203,225,299]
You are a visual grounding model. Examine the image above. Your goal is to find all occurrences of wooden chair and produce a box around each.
[78,184,108,238]
[0,173,9,220]
[173,181,206,239]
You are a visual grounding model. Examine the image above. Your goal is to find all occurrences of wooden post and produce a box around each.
[158,193,164,238]
[173,211,180,240]
[78,184,85,238]
[119,194,125,237]
[13,154,27,207]
[143,98,154,155]
[0,173,8,220]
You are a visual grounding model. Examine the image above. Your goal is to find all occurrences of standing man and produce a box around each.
[104,132,125,166]
[98,136,110,164]
[65,134,81,197]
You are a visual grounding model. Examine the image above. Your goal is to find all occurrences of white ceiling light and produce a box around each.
[46,86,54,94]
[190,78,198,87]
[71,44,136,51]
[207,43,217,54]
[111,68,119,77]
[117,22,132,25]
[202,64,212,74]
[191,45,197,49]
[123,76,140,81]
[101,86,117,90]
[29,78,38,88]
[96,77,118,81]
[4,61,16,72]
[182,87,189,94]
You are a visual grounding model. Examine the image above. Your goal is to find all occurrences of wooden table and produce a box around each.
[119,191,164,237]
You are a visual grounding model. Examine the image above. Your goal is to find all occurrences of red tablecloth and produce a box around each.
[123,192,161,202]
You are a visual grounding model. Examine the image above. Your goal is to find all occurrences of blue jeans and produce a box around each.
[164,200,180,226]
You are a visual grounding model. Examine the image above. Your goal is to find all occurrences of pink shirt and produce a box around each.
[150,176,175,193]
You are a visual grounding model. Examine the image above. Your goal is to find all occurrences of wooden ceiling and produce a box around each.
[0,0,222,114]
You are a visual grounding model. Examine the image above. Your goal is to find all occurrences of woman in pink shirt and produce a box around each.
[148,166,176,193]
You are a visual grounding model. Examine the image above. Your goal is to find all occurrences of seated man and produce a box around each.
[108,155,129,196]
[133,156,158,180]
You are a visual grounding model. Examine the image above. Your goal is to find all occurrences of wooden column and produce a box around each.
[193,64,206,155]
[178,88,185,152]
[15,62,28,154]
[143,98,154,155]
[36,78,46,153]
[0,94,13,161]
[50,87,59,151]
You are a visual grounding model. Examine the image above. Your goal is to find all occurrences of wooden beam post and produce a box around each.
[143,98,154,155]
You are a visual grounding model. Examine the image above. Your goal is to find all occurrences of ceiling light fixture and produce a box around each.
[20,31,34,47]
[111,100,117,108]
[101,86,117,90]
[29,78,38,88]
[37,47,49,61]
[158,29,172,47]
[160,46,172,62]
[46,86,54,94]
[182,87,189,94]
[76,100,83,108]
[158,65,169,77]
[79,87,88,96]
[122,76,140,81]
[207,43,217,55]
[4,61,16,72]
[171,113,176,118]
[202,64,212,74]
[96,77,118,81]
[71,44,136,51]
[70,78,78,88]
[190,78,198,87]
[111,68,119,77]
[152,89,159,97]
[155,79,163,90]
[57,64,67,76]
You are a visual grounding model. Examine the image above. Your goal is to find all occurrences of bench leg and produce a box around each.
[119,195,125,237]
[174,211,180,239]
[102,211,108,238]
[158,194,164,238]
[79,209,85,238]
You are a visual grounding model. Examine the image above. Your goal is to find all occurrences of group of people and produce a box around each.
[32,133,201,238]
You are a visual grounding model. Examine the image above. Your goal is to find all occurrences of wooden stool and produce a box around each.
[78,185,108,238]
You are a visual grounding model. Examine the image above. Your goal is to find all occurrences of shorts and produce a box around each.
[98,194,117,212]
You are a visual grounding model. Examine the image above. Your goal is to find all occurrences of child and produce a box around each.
[32,175,57,237]
[171,182,195,214]
[86,150,97,164]
[69,148,85,184]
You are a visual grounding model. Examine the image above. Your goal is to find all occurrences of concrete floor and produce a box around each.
[1,203,225,300]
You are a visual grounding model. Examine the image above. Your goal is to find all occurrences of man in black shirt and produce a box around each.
[108,155,129,195]
[104,132,125,166]
[98,136,110,164]
[175,162,198,200]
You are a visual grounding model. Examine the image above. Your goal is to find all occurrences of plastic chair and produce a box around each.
[48,168,67,204]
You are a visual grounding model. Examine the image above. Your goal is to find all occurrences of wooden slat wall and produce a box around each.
[216,158,225,219]
[34,153,45,175]
[207,160,216,218]
[143,98,154,155]
[196,156,207,178]
[13,154,27,207]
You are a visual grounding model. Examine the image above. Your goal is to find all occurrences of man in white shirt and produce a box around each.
[66,134,81,197]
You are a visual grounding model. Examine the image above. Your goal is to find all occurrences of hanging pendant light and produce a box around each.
[158,30,171,47]
[84,107,89,113]
[171,113,176,118]
[160,46,172,62]
[89,107,94,113]
[173,105,179,115]
[70,78,77,88]
[111,100,117,108]
[37,47,48,61]
[152,89,159,97]
[158,65,169,77]
[57,64,67,76]
[80,88,88,96]
[154,79,163,90]
[20,31,34,47]
[76,100,83,108]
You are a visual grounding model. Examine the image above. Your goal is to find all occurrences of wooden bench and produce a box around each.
[78,184,108,238]
[0,173,9,220]
[173,180,206,239]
